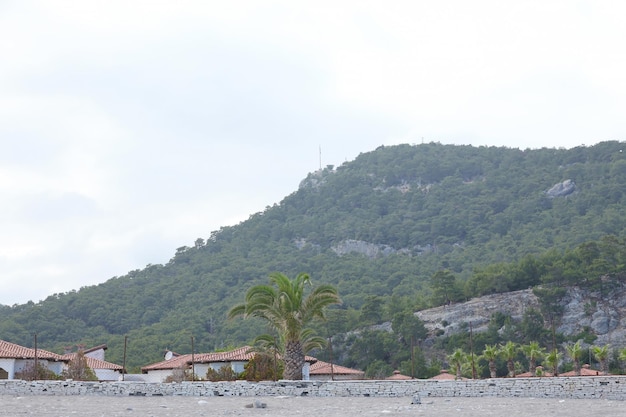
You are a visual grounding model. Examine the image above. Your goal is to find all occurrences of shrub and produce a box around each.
[206,365,238,382]
[15,362,61,381]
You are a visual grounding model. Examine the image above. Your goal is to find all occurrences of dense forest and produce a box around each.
[1,141,625,374]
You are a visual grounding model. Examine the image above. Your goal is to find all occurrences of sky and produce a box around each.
[1,0,625,305]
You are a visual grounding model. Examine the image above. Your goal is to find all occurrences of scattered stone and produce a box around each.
[411,395,421,405]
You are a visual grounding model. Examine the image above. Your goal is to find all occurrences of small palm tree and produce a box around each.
[546,349,561,377]
[564,341,584,376]
[619,347,626,373]
[591,344,610,375]
[499,341,517,377]
[520,341,546,377]
[228,272,341,380]
[482,344,499,378]
[447,348,466,380]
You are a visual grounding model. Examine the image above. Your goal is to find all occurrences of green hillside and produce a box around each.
[1,141,625,372]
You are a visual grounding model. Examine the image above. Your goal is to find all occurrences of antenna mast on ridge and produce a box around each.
[319,145,322,170]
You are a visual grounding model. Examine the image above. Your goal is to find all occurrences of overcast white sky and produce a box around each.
[1,0,625,305]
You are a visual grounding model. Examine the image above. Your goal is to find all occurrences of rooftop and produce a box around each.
[0,339,64,361]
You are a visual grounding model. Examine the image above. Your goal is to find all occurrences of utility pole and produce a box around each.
[122,335,128,381]
[411,337,415,379]
[33,333,38,380]
[190,335,195,382]
[469,323,477,379]
[328,335,334,381]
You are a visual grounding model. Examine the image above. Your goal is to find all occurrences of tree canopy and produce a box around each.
[0,141,625,371]
[228,272,341,379]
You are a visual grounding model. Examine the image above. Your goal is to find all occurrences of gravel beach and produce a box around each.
[1,395,624,417]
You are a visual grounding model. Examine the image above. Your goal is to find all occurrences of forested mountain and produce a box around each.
[1,141,626,372]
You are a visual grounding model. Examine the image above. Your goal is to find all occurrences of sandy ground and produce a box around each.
[0,395,623,417]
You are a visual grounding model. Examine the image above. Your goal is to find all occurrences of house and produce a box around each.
[141,346,258,382]
[429,369,466,380]
[61,345,124,381]
[309,360,365,381]
[0,339,66,380]
[560,364,604,377]
[141,346,320,382]
[385,370,412,380]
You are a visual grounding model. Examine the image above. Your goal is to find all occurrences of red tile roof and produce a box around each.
[60,352,123,370]
[0,339,64,361]
[194,346,256,363]
[142,346,257,372]
[385,370,412,380]
[309,360,364,376]
[142,346,318,372]
[560,364,604,377]
[141,353,191,372]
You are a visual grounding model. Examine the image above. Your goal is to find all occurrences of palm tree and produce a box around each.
[520,342,546,377]
[447,348,466,380]
[499,341,517,377]
[619,347,626,373]
[591,344,610,375]
[482,344,499,378]
[565,341,584,376]
[546,349,561,376]
[228,272,341,380]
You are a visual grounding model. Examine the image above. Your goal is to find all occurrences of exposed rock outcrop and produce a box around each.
[546,179,577,198]
[331,239,407,258]
[413,284,626,348]
[415,289,540,337]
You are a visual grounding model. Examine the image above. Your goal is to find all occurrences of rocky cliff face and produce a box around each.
[414,284,626,347]
[558,284,626,346]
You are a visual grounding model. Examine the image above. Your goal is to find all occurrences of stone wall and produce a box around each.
[1,377,625,400]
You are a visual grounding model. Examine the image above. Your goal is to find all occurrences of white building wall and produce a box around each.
[194,364,210,378]
[85,348,105,361]
[143,370,175,383]
[47,361,64,376]
[0,359,16,379]
[94,369,122,381]
[231,361,246,374]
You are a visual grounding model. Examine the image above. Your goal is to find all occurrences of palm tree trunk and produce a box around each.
[284,340,304,380]
[489,360,496,378]
[600,359,607,375]
[529,359,536,377]
[507,359,515,377]
[455,364,462,380]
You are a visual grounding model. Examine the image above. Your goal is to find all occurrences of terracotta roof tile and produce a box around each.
[142,346,318,372]
[194,346,256,363]
[385,370,412,380]
[560,364,604,377]
[0,339,64,361]
[61,352,123,370]
[141,354,192,372]
[309,360,364,376]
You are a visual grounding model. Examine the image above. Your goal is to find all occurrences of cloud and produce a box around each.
[0,0,625,304]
